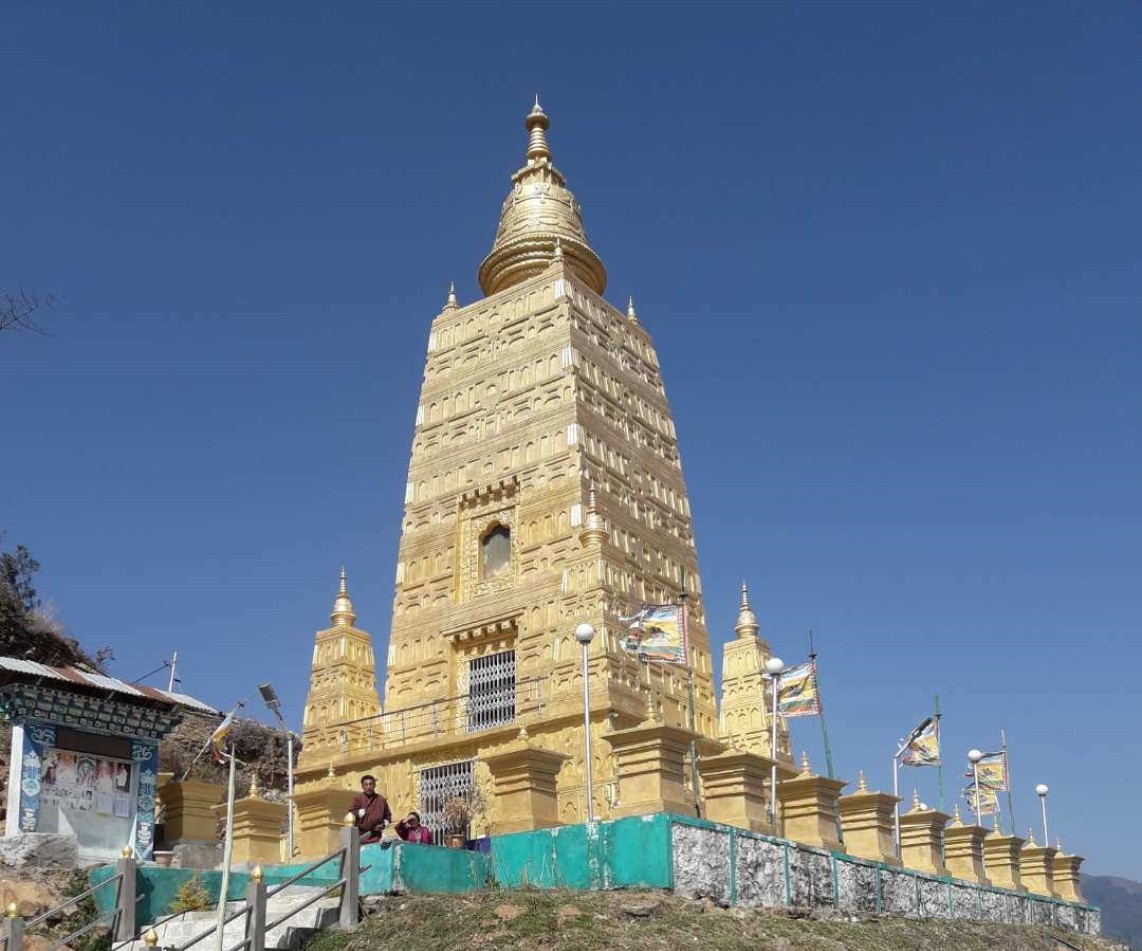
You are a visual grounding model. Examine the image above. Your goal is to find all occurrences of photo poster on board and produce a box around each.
[39,747,133,819]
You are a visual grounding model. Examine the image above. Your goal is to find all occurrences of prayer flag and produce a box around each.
[963,751,1008,791]
[899,717,941,767]
[210,712,234,763]
[776,661,821,718]
[619,603,688,665]
[963,783,999,816]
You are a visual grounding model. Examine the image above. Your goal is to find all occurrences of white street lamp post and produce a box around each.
[968,749,984,827]
[575,623,597,823]
[1036,784,1050,846]
[259,683,295,858]
[765,657,785,827]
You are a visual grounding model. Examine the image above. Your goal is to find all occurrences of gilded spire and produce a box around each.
[856,770,868,793]
[1027,827,1037,846]
[799,750,812,776]
[626,296,638,323]
[734,580,759,639]
[330,567,356,627]
[444,281,458,311]
[526,98,551,160]
[478,101,607,297]
[911,789,922,812]
[993,812,1003,834]
[951,804,963,826]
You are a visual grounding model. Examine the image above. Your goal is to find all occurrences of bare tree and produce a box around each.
[0,290,54,334]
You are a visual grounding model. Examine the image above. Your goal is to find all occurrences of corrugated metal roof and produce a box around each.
[0,656,218,714]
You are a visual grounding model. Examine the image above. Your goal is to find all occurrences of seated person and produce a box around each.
[394,811,432,844]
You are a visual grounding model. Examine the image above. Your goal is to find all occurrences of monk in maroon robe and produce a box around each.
[348,775,391,844]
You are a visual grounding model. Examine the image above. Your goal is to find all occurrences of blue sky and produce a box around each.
[3,2,1139,875]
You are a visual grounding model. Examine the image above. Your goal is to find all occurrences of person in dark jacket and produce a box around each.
[348,775,391,844]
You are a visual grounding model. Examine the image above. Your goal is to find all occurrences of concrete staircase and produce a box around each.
[117,887,340,951]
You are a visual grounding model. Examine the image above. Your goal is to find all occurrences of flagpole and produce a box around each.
[808,631,836,780]
[934,694,944,813]
[215,742,238,951]
[1001,729,1016,835]
[892,741,903,856]
[808,631,843,847]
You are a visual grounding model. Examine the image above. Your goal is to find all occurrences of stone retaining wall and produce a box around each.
[667,816,1100,937]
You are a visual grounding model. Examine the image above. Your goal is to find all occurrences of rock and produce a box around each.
[171,842,222,870]
[0,879,59,917]
[621,899,662,918]
[361,895,386,916]
[494,903,523,921]
[0,834,78,870]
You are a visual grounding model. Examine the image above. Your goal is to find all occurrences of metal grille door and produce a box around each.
[467,650,516,732]
[417,760,474,845]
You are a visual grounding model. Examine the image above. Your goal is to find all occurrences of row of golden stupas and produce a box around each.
[280,101,1084,902]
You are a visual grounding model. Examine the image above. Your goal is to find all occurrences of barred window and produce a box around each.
[467,650,516,732]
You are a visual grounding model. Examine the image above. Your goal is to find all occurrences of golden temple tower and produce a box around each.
[298,569,381,755]
[295,101,723,838]
[718,582,789,759]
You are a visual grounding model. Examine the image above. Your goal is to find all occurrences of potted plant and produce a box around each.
[436,785,481,853]
[440,795,472,848]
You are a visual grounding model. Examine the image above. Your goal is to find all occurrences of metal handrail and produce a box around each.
[264,848,345,899]
[26,873,123,929]
[39,907,121,951]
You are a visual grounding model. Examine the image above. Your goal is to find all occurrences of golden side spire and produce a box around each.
[578,485,609,547]
[478,101,607,297]
[444,281,458,311]
[330,567,356,627]
[626,296,638,323]
[734,580,759,639]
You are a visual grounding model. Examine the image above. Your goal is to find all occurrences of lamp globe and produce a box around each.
[575,622,596,645]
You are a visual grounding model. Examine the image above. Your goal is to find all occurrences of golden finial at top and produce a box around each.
[6,902,20,919]
[951,804,963,826]
[330,567,356,627]
[121,845,133,859]
[144,930,158,948]
[626,296,638,322]
[856,770,868,793]
[993,812,1003,833]
[911,789,922,811]
[799,751,812,776]
[248,773,260,800]
[734,581,759,639]
[444,280,458,311]
[1027,828,1037,846]
[526,97,551,161]
[1055,838,1063,852]
[251,865,264,884]
[478,101,607,296]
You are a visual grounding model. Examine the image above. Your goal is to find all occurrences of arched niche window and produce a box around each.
[481,523,512,580]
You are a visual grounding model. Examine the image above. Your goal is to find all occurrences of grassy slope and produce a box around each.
[302,891,1124,951]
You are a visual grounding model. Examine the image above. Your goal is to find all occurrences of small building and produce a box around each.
[0,657,216,863]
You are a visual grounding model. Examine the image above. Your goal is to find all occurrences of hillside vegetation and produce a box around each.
[304,890,1124,951]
